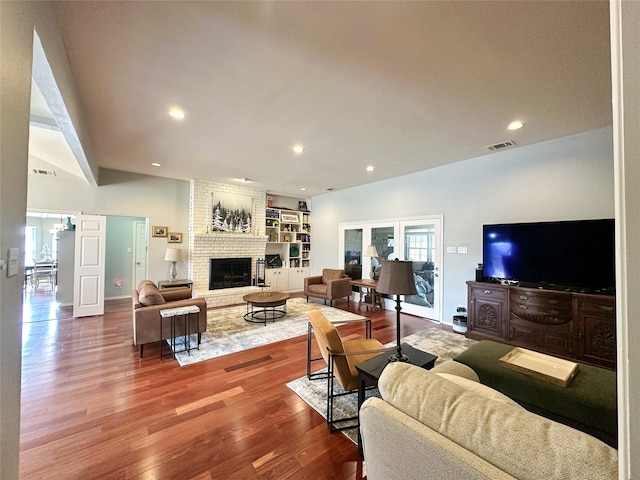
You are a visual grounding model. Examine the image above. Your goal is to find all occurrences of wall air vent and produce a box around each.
[31,169,57,176]
[485,140,517,151]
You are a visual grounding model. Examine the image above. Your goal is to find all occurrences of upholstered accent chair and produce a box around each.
[308,310,385,431]
[304,268,352,306]
[132,280,207,357]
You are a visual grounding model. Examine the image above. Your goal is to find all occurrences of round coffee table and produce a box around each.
[243,291,290,325]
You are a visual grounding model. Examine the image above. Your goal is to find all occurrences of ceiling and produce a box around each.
[30,1,612,197]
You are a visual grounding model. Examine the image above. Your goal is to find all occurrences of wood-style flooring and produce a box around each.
[18,289,443,479]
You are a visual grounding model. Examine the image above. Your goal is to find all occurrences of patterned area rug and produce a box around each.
[174,298,367,366]
[286,328,477,443]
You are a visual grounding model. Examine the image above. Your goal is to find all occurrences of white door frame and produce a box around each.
[339,215,444,322]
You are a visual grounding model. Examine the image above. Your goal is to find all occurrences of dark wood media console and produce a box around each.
[466,281,616,370]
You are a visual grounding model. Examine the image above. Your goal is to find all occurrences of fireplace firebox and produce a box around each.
[209,257,252,290]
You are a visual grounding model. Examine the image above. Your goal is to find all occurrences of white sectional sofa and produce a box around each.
[359,361,618,480]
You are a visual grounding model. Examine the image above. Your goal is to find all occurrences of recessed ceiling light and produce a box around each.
[292,144,305,154]
[151,162,162,167]
[239,177,251,183]
[300,187,306,191]
[507,121,524,130]
[169,108,186,119]
[366,165,375,172]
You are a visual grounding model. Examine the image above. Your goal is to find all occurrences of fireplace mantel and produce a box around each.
[193,233,268,241]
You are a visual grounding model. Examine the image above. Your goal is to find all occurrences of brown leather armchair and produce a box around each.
[132,280,207,357]
[304,268,352,306]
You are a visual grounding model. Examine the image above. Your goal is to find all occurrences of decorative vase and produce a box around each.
[66,217,73,230]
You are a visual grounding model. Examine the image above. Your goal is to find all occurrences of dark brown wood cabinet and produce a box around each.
[466,281,616,369]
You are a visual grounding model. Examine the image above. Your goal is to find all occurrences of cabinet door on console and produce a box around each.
[509,289,574,357]
[575,295,616,369]
[467,283,508,341]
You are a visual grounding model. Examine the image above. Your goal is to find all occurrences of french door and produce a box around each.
[339,216,443,321]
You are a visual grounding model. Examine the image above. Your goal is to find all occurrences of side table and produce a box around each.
[355,344,437,457]
[159,305,200,359]
[350,279,385,311]
[158,279,193,291]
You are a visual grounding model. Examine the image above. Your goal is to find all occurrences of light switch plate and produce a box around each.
[8,247,19,277]
[457,246,468,254]
[446,246,456,254]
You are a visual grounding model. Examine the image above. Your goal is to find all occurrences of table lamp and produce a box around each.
[376,259,417,362]
[165,248,182,280]
[364,245,379,280]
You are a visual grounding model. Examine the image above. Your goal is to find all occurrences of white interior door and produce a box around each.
[73,214,106,317]
[133,221,147,288]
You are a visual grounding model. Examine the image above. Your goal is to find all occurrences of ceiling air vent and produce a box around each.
[31,168,57,176]
[485,140,517,151]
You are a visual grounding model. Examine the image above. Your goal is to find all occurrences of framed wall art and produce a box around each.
[168,232,182,243]
[281,213,299,223]
[152,226,168,237]
[210,192,253,233]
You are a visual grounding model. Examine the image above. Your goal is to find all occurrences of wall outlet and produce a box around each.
[7,248,19,277]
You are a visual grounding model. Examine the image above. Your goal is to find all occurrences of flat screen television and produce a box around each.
[482,219,615,293]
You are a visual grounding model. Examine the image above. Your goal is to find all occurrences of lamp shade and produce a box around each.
[165,248,182,262]
[364,245,379,258]
[376,259,417,295]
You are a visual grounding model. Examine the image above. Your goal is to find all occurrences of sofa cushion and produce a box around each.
[138,284,166,306]
[322,269,345,283]
[430,359,480,381]
[307,284,328,295]
[435,373,521,407]
[379,362,617,480]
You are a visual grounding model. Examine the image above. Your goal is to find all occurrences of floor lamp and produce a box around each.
[165,248,182,280]
[376,259,417,362]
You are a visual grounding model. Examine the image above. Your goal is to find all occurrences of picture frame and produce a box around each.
[298,201,309,212]
[152,226,168,237]
[168,232,182,243]
[281,213,299,223]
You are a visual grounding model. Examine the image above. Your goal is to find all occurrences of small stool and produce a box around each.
[159,305,200,359]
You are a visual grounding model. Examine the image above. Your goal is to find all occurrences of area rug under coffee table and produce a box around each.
[174,298,367,366]
[286,328,477,443]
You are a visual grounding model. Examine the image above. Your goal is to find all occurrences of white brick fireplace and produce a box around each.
[188,179,267,307]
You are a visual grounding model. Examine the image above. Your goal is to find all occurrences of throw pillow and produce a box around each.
[138,284,166,306]
[137,279,156,291]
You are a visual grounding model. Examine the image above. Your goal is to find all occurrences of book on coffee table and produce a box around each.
[499,347,579,387]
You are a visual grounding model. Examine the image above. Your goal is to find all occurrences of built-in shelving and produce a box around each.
[265,207,311,267]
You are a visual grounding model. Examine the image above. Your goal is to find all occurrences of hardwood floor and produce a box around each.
[19,290,442,479]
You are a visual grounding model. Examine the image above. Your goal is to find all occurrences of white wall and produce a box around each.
[612,1,640,476]
[28,168,190,284]
[310,127,614,325]
[0,2,34,477]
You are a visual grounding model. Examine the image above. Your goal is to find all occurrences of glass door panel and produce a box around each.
[342,228,363,281]
[398,218,442,321]
[370,226,395,280]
